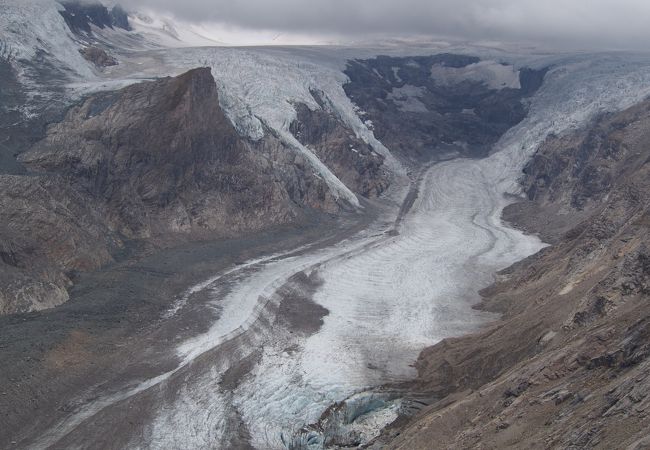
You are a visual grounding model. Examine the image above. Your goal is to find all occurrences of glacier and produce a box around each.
[6,2,650,447]
[133,51,650,449]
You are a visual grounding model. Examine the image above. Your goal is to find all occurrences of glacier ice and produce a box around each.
[150,51,650,449]
[0,0,94,80]
[8,7,650,447]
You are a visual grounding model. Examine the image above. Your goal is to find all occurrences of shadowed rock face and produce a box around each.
[343,54,547,161]
[0,67,376,315]
[109,5,130,30]
[290,93,390,198]
[379,100,650,450]
[58,1,131,34]
[0,60,30,175]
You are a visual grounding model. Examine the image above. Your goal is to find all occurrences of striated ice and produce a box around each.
[163,52,650,449]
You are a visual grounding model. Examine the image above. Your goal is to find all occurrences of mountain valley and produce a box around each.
[1,1,650,449]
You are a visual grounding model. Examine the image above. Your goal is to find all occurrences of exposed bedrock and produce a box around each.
[0,60,32,175]
[0,175,113,315]
[343,54,547,161]
[0,67,382,315]
[58,0,131,35]
[377,99,650,450]
[79,46,118,67]
[290,93,390,198]
[22,68,299,239]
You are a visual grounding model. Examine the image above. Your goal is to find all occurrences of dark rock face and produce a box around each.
[521,110,640,209]
[343,54,547,160]
[109,5,131,30]
[0,60,29,175]
[0,175,112,314]
[22,68,297,240]
[58,1,131,34]
[290,93,390,198]
[79,46,118,67]
[0,68,376,315]
[381,100,650,450]
[518,67,548,96]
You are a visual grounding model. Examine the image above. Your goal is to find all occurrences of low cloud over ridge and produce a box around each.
[118,0,650,50]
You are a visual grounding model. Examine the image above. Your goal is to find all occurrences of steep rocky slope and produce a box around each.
[290,96,389,198]
[0,68,386,315]
[58,1,131,34]
[344,55,546,160]
[21,68,299,239]
[0,60,31,175]
[379,99,650,449]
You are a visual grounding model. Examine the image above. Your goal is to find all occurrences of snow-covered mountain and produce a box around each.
[127,10,227,47]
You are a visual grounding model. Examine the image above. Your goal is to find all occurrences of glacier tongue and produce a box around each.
[150,52,650,449]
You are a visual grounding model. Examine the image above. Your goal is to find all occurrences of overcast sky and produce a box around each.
[118,0,650,49]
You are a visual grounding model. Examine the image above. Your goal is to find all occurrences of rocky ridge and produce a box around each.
[290,94,389,198]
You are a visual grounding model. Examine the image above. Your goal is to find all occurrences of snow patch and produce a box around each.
[391,66,402,82]
[387,84,429,113]
[431,60,520,90]
[128,11,227,48]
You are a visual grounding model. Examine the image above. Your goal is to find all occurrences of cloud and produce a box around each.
[117,0,650,50]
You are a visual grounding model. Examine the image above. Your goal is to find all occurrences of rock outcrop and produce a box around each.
[22,68,297,240]
[0,68,382,315]
[0,60,30,175]
[290,94,389,198]
[378,100,650,449]
[79,46,118,67]
[0,175,110,314]
[58,1,131,34]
